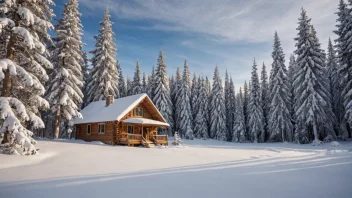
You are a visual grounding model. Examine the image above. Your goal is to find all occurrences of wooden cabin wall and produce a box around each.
[119,122,143,135]
[76,122,114,144]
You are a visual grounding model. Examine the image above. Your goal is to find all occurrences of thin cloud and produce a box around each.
[79,0,338,89]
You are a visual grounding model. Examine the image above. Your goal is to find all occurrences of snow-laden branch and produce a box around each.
[0,18,14,34]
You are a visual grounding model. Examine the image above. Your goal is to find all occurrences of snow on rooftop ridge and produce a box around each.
[74,93,167,124]
[123,118,170,127]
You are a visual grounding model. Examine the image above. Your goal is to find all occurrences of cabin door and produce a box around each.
[143,127,149,140]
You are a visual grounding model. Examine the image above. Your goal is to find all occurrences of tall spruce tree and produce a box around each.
[171,67,181,132]
[176,60,193,139]
[293,9,336,144]
[248,59,264,143]
[260,63,269,142]
[288,54,296,126]
[191,73,199,122]
[126,77,132,96]
[87,9,118,102]
[0,0,54,154]
[132,61,143,95]
[224,71,231,140]
[268,32,293,142]
[142,73,147,94]
[194,78,209,139]
[327,38,347,138]
[209,66,227,140]
[169,75,175,101]
[117,64,126,97]
[233,90,246,142]
[171,67,181,106]
[153,50,174,134]
[146,65,155,100]
[243,81,250,140]
[82,51,91,108]
[334,0,352,137]
[205,76,212,137]
[228,77,236,141]
[47,0,85,139]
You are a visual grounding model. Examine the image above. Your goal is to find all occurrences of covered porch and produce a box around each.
[118,118,169,147]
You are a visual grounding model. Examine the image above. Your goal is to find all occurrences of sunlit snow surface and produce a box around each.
[0,139,351,198]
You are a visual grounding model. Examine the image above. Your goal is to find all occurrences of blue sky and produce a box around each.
[53,0,337,89]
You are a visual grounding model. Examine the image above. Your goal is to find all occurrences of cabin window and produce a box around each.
[127,125,134,134]
[87,124,91,135]
[135,107,143,117]
[98,123,105,134]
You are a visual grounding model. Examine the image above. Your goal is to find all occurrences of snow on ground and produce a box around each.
[0,139,351,198]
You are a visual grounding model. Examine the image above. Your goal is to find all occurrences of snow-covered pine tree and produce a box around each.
[268,32,293,142]
[171,67,181,132]
[191,73,199,122]
[47,0,85,139]
[233,89,246,142]
[172,131,182,146]
[132,61,143,95]
[176,60,193,139]
[126,77,132,96]
[293,9,336,144]
[248,59,264,143]
[169,75,175,100]
[205,76,211,98]
[209,66,227,140]
[153,50,174,134]
[146,65,155,100]
[260,63,269,142]
[224,71,231,140]
[87,9,118,102]
[0,0,54,154]
[326,38,347,138]
[227,77,236,141]
[334,0,352,137]
[205,76,212,134]
[243,81,249,140]
[117,63,126,97]
[82,51,91,108]
[288,54,296,128]
[194,77,209,139]
[142,73,147,94]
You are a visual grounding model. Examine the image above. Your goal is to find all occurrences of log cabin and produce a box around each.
[74,94,169,148]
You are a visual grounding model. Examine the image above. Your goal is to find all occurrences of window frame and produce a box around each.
[135,107,143,117]
[87,124,91,135]
[98,123,105,134]
[127,125,134,134]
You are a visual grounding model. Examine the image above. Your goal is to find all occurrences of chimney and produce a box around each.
[106,95,114,107]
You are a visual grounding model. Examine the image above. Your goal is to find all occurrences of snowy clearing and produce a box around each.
[0,139,352,198]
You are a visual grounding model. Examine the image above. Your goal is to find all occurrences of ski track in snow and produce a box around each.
[0,139,351,198]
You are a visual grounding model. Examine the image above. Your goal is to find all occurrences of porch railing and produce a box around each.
[127,134,142,141]
[153,135,168,142]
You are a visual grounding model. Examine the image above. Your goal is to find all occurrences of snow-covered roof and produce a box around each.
[74,94,167,124]
[123,118,170,127]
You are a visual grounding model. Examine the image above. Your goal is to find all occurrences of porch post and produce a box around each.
[141,123,143,139]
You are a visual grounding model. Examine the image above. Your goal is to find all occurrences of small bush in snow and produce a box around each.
[330,141,340,147]
[311,139,323,146]
[172,132,182,146]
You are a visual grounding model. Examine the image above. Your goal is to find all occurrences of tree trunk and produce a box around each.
[313,121,318,141]
[1,133,9,144]
[261,126,265,143]
[282,123,285,142]
[54,106,62,139]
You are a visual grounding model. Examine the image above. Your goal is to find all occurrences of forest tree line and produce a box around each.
[0,0,351,155]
